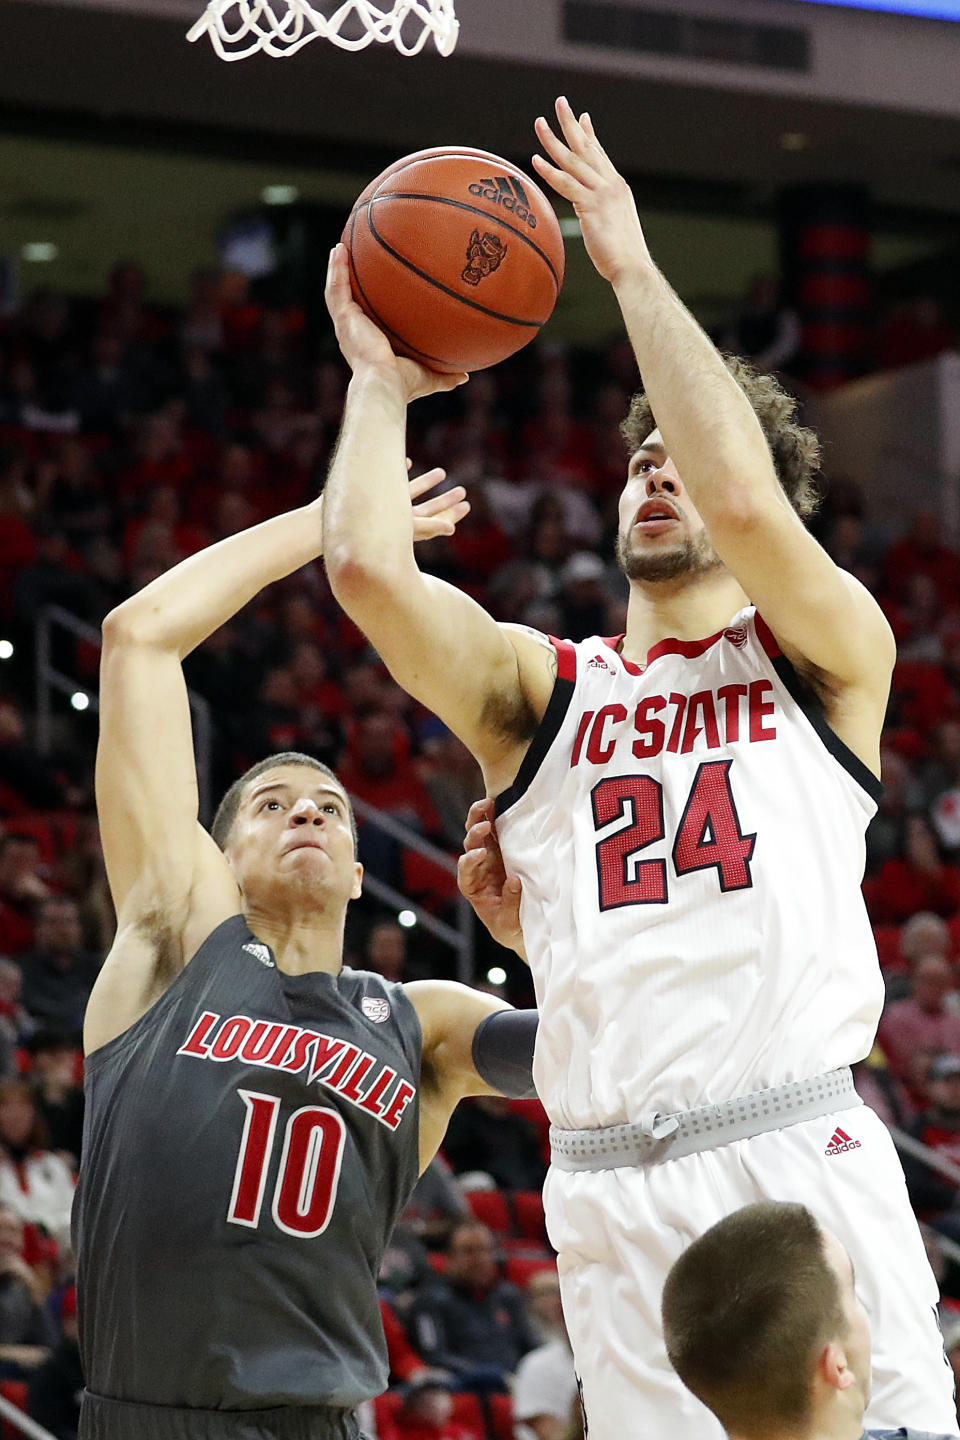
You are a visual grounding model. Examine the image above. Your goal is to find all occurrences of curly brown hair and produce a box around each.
[620,355,822,519]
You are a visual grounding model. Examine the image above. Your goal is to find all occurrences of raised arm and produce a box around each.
[322,247,556,795]
[532,100,894,742]
[90,481,467,1052]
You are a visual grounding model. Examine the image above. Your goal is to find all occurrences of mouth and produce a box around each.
[631,499,680,535]
[284,839,325,855]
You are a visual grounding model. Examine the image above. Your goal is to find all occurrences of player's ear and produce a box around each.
[818,1340,854,1393]
[350,862,363,902]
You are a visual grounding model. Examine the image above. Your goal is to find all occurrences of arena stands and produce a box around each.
[0,257,959,1432]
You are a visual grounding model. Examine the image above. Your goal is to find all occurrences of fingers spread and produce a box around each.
[407,467,448,501]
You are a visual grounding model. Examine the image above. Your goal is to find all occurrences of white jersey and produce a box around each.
[495,606,885,1128]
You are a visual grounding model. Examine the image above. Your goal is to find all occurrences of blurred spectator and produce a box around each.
[422,730,484,853]
[0,833,50,956]
[363,921,408,985]
[441,1098,547,1193]
[338,711,441,839]
[900,1054,960,1244]
[393,1377,481,1440]
[28,1033,84,1168]
[402,1156,469,1249]
[408,1220,537,1389]
[514,1270,577,1440]
[0,1081,75,1249]
[0,1205,53,1378]
[883,507,960,608]
[878,956,960,1082]
[27,1283,81,1439]
[556,552,611,642]
[0,701,81,813]
[902,911,953,968]
[17,897,101,1036]
[380,1296,432,1387]
[922,720,960,860]
[865,816,960,923]
[0,960,29,1065]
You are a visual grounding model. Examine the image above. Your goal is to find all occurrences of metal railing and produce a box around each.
[34,604,474,981]
[35,604,214,824]
[0,1397,54,1440]
[349,794,474,983]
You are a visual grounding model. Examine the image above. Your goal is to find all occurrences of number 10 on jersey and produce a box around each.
[228,1090,346,1238]
[593,759,756,909]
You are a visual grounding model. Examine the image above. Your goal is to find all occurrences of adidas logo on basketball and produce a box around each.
[468,176,538,228]
[825,1126,861,1155]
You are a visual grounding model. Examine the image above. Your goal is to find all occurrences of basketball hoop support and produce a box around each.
[186,0,459,60]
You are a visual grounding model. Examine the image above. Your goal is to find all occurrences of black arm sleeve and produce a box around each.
[471,1008,538,1099]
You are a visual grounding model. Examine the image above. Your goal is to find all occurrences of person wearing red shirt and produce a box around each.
[878,955,960,1083]
[866,817,960,924]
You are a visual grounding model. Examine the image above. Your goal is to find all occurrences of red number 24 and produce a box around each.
[592,759,756,910]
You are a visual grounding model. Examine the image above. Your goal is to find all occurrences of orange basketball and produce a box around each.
[342,147,565,375]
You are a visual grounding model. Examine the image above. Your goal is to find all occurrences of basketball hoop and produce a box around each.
[186,0,459,60]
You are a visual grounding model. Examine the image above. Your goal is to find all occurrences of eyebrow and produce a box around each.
[248,781,347,808]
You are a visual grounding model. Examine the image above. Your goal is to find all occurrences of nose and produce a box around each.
[645,470,679,497]
[290,798,321,825]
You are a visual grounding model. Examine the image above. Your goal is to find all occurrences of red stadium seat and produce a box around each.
[373,1390,402,1440]
[505,1254,556,1289]
[488,1392,515,1440]
[450,1391,484,1431]
[0,1380,28,1440]
[512,1190,547,1245]
[465,1189,511,1235]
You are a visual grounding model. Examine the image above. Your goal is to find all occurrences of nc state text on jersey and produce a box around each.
[570,679,777,767]
[177,1010,416,1132]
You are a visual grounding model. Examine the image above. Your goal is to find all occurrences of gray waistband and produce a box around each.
[549,1067,861,1172]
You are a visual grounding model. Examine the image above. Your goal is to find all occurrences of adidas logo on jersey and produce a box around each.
[468,175,538,228]
[825,1126,861,1155]
[242,942,275,968]
[587,655,613,672]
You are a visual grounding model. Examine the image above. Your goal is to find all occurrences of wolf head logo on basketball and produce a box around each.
[468,174,538,228]
[462,230,508,286]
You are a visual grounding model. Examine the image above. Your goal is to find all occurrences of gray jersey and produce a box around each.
[73,915,421,1412]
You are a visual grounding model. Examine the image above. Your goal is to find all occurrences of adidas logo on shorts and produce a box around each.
[825,1126,861,1156]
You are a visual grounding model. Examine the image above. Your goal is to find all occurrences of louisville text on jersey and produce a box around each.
[570,679,777,767]
[177,1010,416,1132]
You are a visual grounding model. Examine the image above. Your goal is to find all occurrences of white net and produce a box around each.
[186,0,459,59]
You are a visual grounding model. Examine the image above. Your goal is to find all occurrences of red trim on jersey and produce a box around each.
[601,630,726,675]
[753,614,782,659]
[548,636,578,682]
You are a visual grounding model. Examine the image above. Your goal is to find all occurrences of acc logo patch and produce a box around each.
[362,996,391,1024]
[462,229,507,286]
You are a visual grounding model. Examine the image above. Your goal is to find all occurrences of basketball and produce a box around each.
[343,147,565,374]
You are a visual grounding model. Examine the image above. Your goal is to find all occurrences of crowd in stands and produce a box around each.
[0,254,958,1437]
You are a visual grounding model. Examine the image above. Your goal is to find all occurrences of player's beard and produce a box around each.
[616,527,723,583]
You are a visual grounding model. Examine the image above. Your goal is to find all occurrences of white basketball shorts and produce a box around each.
[545,1104,958,1438]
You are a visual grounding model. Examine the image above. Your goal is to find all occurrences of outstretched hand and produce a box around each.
[532,97,652,287]
[458,798,526,962]
[408,463,470,541]
[325,243,468,403]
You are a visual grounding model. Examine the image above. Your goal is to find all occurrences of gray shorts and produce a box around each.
[79,1391,364,1440]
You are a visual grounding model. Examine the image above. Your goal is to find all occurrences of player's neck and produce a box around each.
[243,902,345,977]
[729,1417,863,1440]
[620,570,749,668]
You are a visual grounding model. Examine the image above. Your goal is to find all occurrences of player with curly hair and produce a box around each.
[321,100,955,1439]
